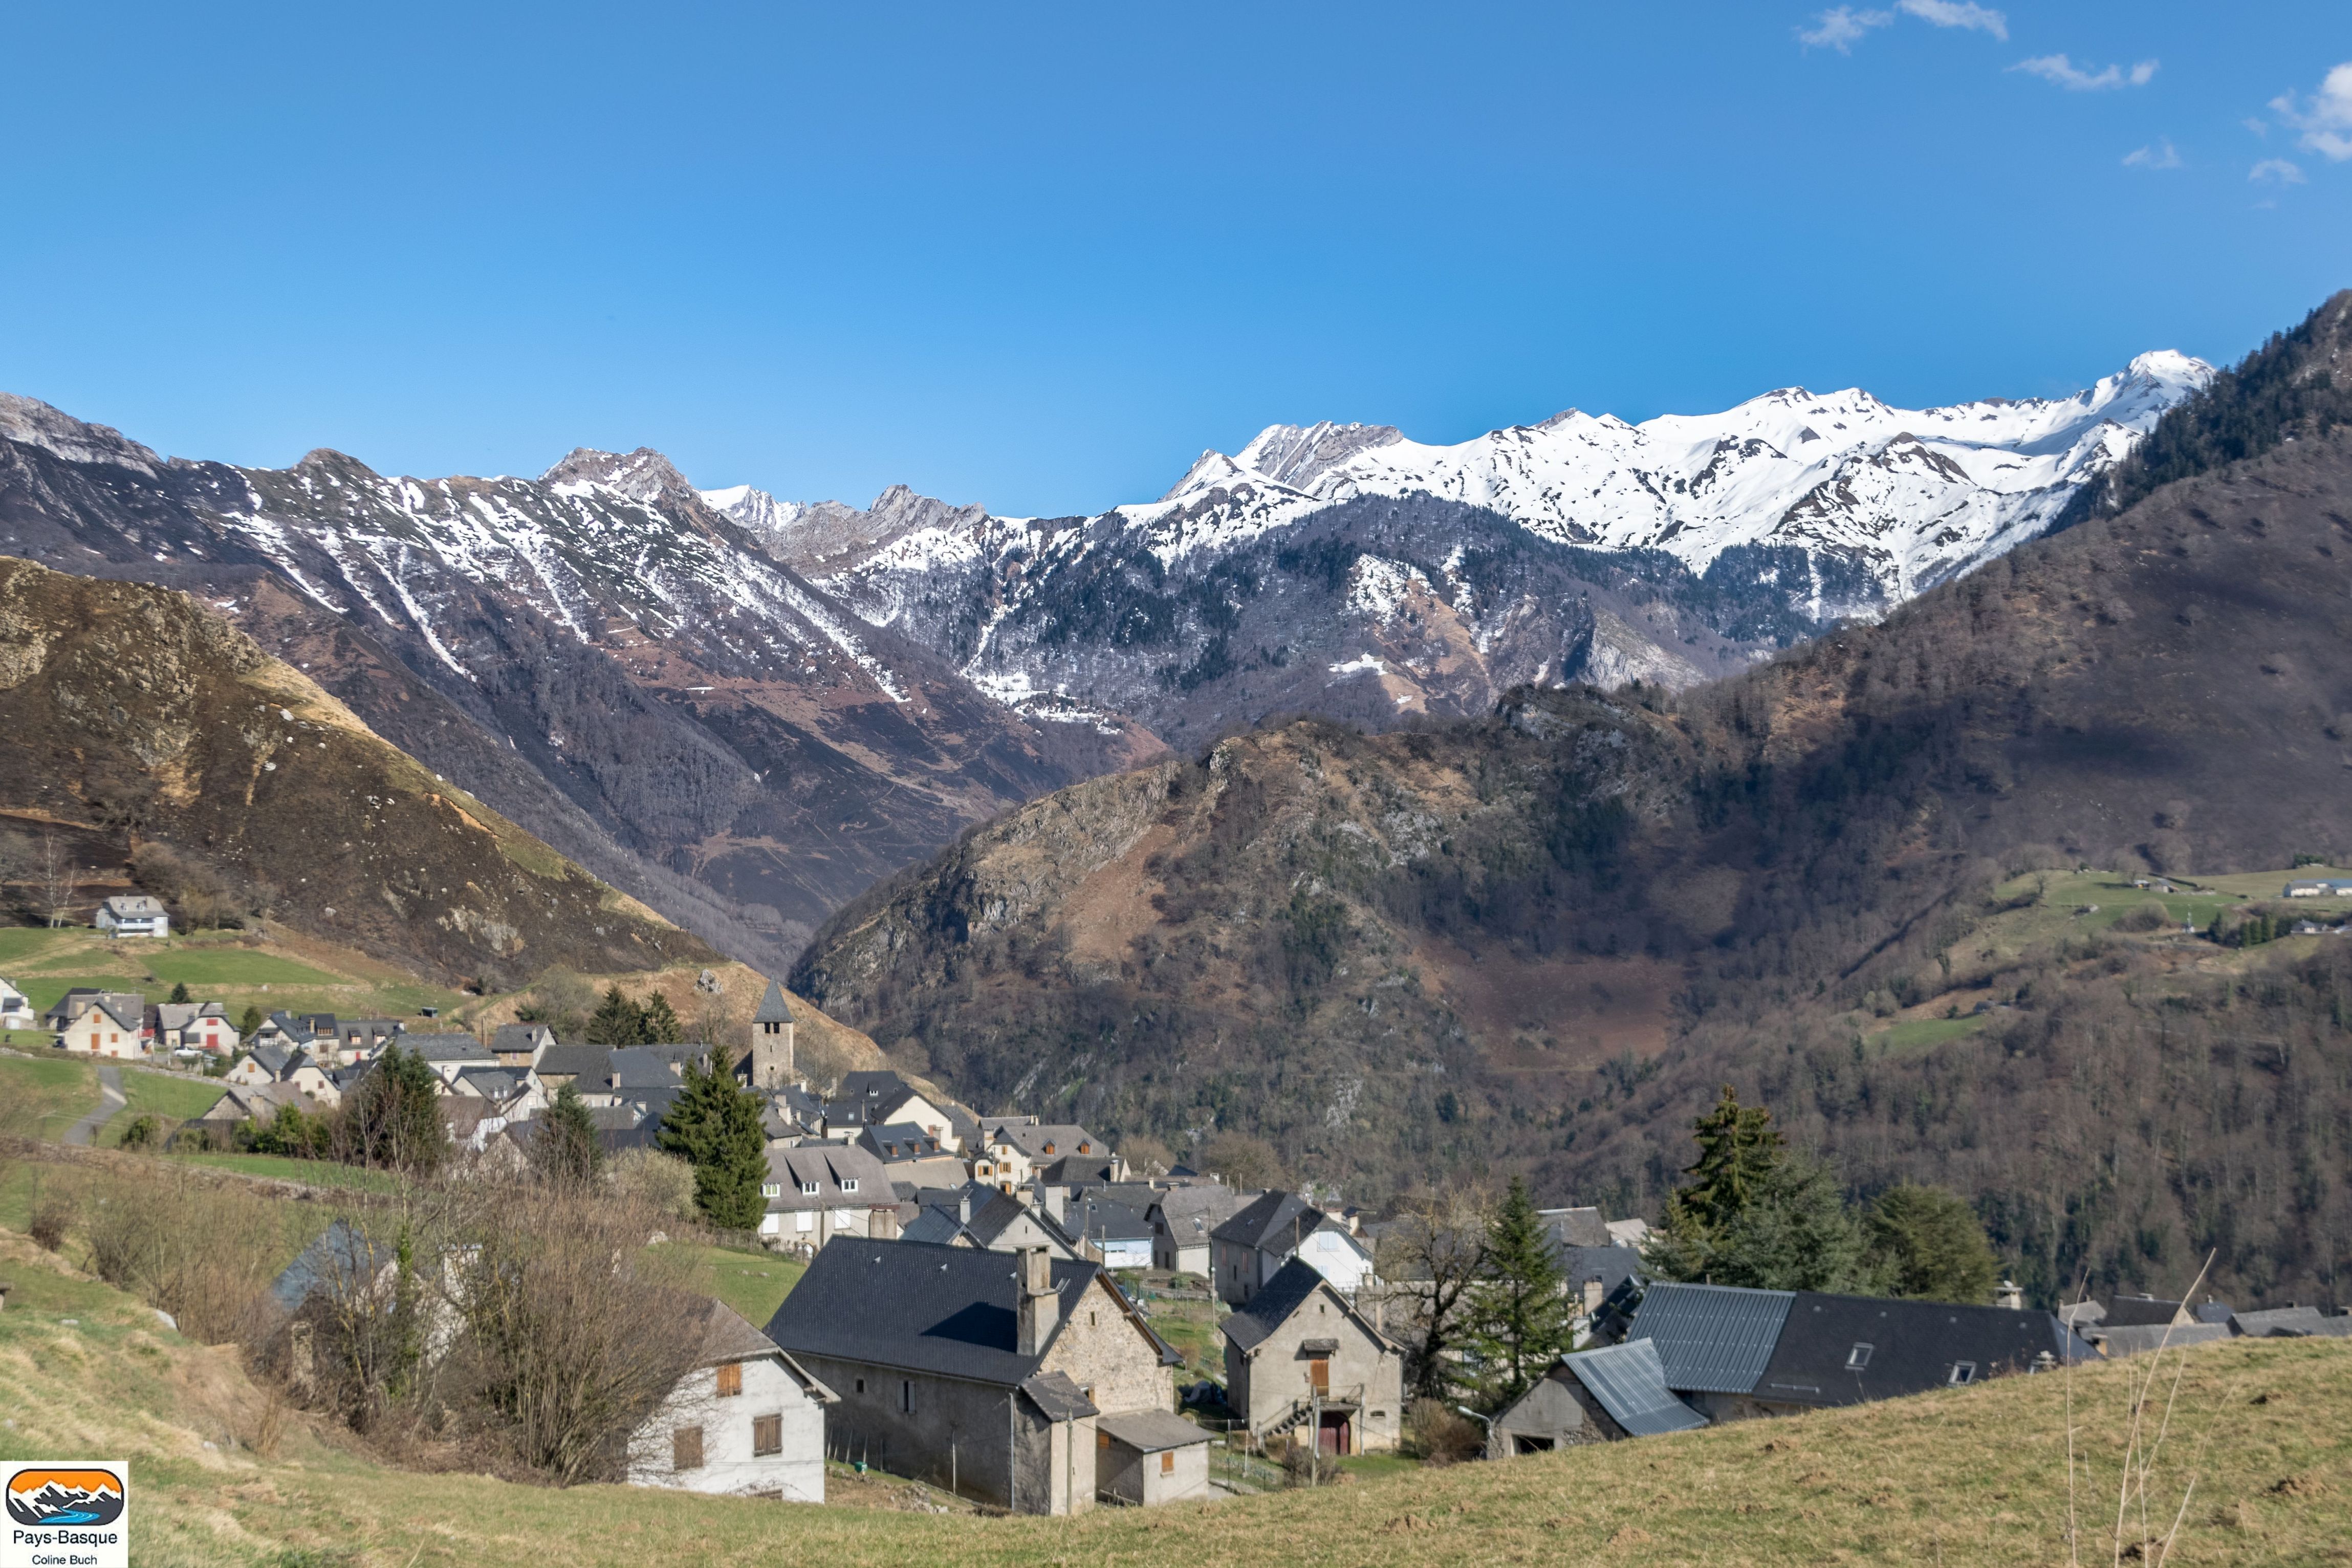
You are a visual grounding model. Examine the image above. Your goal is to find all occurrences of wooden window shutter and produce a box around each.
[1310,1358,1331,1395]
[673,1426,704,1471]
[1161,1450,1175,1475]
[716,1362,744,1398]
[752,1414,783,1456]
[1098,1429,1110,1449]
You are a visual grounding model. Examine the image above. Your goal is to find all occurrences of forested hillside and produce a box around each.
[796,291,2352,1306]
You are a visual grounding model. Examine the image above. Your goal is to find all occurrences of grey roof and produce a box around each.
[1151,1184,1244,1239]
[1211,1189,1328,1252]
[249,1042,297,1079]
[768,1143,891,1206]
[1018,1370,1099,1422]
[534,1044,614,1082]
[1759,1292,2096,1404]
[1626,1281,1797,1395]
[861,1121,946,1162]
[2228,1306,2331,1337]
[1540,1206,1613,1249]
[754,977,794,1026]
[2095,1322,2232,1357]
[102,895,167,918]
[1559,1340,1708,1436]
[986,1122,1106,1161]
[762,1238,1101,1388]
[271,1219,390,1311]
[2101,1295,2188,1329]
[1065,1195,1155,1246]
[453,1066,526,1101]
[1222,1256,1380,1354]
[1096,1410,1213,1452]
[609,1046,687,1091]
[1562,1245,1644,1299]
[489,1023,553,1055]
[400,1033,496,1063]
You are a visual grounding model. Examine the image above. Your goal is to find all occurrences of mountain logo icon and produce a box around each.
[6,1466,126,1527]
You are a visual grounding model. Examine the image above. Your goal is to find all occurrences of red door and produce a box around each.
[1317,1413,1352,1456]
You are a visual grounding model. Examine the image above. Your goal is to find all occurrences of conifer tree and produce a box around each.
[168,981,191,1004]
[1866,1183,2001,1303]
[641,992,685,1046]
[341,1044,447,1172]
[238,1003,264,1038]
[1463,1177,1572,1410]
[658,1056,769,1230]
[534,1081,602,1187]
[585,985,648,1046]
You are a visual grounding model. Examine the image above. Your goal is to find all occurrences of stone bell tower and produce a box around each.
[747,976,796,1089]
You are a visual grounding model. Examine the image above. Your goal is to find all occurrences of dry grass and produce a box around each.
[4,1223,2351,1566]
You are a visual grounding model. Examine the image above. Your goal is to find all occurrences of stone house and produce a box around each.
[401,1033,501,1085]
[56,995,148,1058]
[764,1240,1183,1514]
[760,1143,899,1251]
[226,1042,299,1086]
[488,1022,555,1068]
[1094,1410,1213,1506]
[1488,1339,1706,1454]
[1062,1195,1155,1271]
[830,1071,965,1151]
[900,1185,1085,1259]
[149,1001,239,1055]
[1149,1185,1244,1276]
[624,1300,836,1502]
[1219,1256,1403,1455]
[1210,1190,1376,1306]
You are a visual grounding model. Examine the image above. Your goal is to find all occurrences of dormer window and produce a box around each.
[1079,1142,1091,1154]
[1043,1142,1057,1156]
[841,1178,859,1193]
[800,1181,820,1195]
[761,1184,781,1199]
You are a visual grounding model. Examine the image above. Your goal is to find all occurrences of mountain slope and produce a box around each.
[0,406,1165,966]
[792,292,2352,1304]
[0,557,713,985]
[727,349,2209,747]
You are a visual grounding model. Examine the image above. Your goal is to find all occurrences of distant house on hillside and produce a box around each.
[45,988,147,1033]
[151,1001,239,1055]
[489,1022,555,1068]
[1148,1185,1244,1277]
[94,895,169,938]
[0,977,32,1030]
[760,1144,898,1251]
[2284,879,2352,898]
[900,1185,1086,1259]
[1211,1191,1376,1305]
[624,1300,836,1502]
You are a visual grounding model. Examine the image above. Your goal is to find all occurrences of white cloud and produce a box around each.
[2123,139,2182,170]
[2244,117,2270,138]
[1897,0,2008,39]
[1799,7,1893,52]
[2011,54,2160,92]
[2270,62,2352,162]
[2250,158,2308,185]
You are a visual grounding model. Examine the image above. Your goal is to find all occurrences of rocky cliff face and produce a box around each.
[0,558,713,986]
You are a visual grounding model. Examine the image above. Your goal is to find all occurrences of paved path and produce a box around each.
[62,1063,125,1146]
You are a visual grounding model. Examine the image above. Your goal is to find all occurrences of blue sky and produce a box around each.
[3,3,2346,517]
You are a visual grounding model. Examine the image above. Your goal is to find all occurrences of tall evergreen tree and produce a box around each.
[168,981,191,1004]
[1866,1184,2002,1303]
[640,992,685,1046]
[341,1045,447,1172]
[585,985,648,1046]
[1646,1088,1875,1292]
[657,1056,768,1230]
[1463,1177,1572,1410]
[534,1081,602,1187]
[1673,1085,1784,1233]
[238,1003,265,1039]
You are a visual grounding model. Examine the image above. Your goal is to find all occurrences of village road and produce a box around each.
[63,1064,125,1146]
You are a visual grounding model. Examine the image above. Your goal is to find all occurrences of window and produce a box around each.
[795,1211,814,1232]
[752,1414,783,1456]
[1846,1343,1874,1371]
[854,1378,865,1395]
[800,1181,820,1195]
[841,1178,859,1193]
[1043,1142,1056,1156]
[716,1362,743,1398]
[1161,1450,1175,1475]
[1309,1359,1330,1395]
[1098,1430,1112,1450]
[1948,1362,1977,1386]
[673,1426,704,1471]
[761,1183,781,1199]
[900,1380,914,1413]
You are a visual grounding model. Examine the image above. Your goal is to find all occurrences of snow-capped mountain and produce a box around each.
[718,350,2212,747]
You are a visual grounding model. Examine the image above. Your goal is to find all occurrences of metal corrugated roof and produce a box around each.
[1561,1339,1709,1436]
[1626,1281,1795,1393]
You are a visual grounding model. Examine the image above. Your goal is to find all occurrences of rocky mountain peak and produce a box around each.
[540,445,699,505]
[0,393,164,475]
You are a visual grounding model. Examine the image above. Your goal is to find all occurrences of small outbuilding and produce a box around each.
[1489,1339,1707,1455]
[1095,1409,1213,1506]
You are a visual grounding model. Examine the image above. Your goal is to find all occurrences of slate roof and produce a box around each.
[861,1122,945,1162]
[2102,1295,2189,1329]
[767,1143,891,1207]
[1558,1340,1708,1436]
[1756,1292,2094,1405]
[489,1023,553,1056]
[762,1238,1101,1388]
[1097,1410,1213,1451]
[1211,1190,1328,1252]
[400,1033,497,1063]
[1151,1184,1244,1243]
[609,1046,688,1092]
[452,1066,526,1101]
[1561,1245,1644,1300]
[102,895,167,919]
[249,1042,297,1079]
[1626,1282,1797,1395]
[271,1219,390,1311]
[2095,1322,2232,1357]
[1539,1206,1613,1249]
[2231,1305,2341,1338]
[534,1044,614,1083]
[754,978,794,1026]
[1018,1371,1098,1421]
[1064,1195,1155,1246]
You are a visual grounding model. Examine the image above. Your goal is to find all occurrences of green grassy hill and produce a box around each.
[1,1220,2347,1567]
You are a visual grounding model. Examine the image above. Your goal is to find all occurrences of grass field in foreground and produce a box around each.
[2,1224,2348,1568]
[0,1049,100,1139]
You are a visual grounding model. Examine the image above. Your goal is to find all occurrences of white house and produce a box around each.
[56,996,147,1058]
[0,977,32,1031]
[625,1301,836,1502]
[94,895,170,938]
[1211,1191,1378,1305]
[153,1001,239,1055]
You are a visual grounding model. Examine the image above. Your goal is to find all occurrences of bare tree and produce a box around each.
[1377,1187,1495,1402]
[39,833,79,928]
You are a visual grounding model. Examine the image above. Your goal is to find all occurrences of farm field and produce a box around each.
[1,1217,2347,1567]
[0,925,470,1023]
[0,1048,100,1140]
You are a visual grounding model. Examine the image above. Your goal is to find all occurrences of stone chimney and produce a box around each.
[959,1187,976,1225]
[1995,1279,2024,1311]
[1582,1276,1606,1315]
[1016,1246,1059,1357]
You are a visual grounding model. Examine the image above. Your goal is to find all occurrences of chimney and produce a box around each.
[1016,1246,1059,1357]
[959,1187,975,1224]
[1995,1279,2024,1311]
[1582,1276,1605,1315]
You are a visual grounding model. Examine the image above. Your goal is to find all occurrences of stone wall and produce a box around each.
[1040,1275,1174,1419]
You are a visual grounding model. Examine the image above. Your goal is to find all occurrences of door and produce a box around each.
[1317,1413,1352,1456]
[1308,1358,1330,1396]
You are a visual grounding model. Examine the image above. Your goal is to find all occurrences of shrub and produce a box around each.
[28,1192,74,1252]
[2112,900,2175,933]
[118,1113,162,1149]
[1403,1397,1485,1465]
[606,1147,698,1219]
